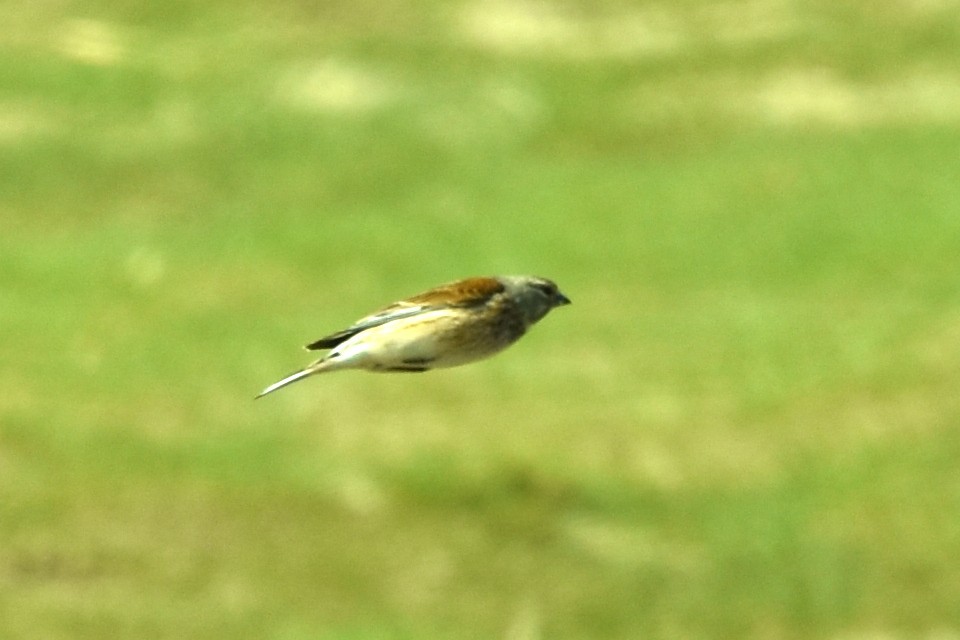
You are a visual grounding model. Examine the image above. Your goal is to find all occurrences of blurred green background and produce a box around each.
[3,0,960,638]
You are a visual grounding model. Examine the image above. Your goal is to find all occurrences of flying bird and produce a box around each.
[256,275,570,398]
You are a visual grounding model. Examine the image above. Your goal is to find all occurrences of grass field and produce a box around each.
[3,0,960,638]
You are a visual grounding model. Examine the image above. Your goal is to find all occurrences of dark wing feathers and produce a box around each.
[304,306,427,350]
[304,277,504,351]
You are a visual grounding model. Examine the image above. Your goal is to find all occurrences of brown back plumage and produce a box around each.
[305,277,505,351]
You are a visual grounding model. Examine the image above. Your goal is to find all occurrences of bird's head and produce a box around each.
[500,275,571,326]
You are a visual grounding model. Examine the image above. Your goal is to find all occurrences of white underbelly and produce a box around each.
[328,310,493,370]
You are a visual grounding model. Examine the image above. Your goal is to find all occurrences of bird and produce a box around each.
[256,275,571,398]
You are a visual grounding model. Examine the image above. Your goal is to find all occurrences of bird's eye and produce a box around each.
[533,282,555,296]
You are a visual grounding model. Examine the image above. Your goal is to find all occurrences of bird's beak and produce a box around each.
[555,292,571,306]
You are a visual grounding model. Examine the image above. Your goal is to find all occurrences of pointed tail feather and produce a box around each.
[255,367,316,399]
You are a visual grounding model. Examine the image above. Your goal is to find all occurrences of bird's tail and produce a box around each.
[256,364,320,399]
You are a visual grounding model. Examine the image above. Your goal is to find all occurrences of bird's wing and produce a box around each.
[304,277,504,351]
[304,304,431,350]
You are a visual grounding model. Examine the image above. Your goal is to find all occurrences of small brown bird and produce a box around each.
[256,275,570,398]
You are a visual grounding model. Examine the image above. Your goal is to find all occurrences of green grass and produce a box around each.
[3,0,960,638]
